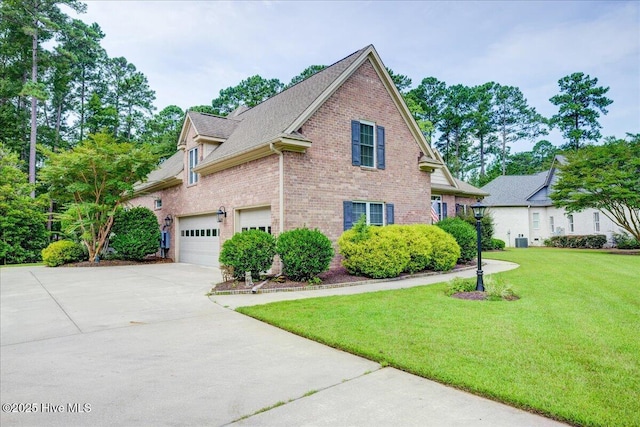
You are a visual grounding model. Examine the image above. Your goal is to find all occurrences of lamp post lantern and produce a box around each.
[471,201,486,292]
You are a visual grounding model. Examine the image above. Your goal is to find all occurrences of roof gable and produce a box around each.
[192,44,443,173]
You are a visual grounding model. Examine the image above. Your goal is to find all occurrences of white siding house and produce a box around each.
[482,156,620,247]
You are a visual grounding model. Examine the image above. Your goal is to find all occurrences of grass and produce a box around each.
[0,262,43,268]
[238,248,640,427]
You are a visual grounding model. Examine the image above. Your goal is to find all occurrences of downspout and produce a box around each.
[270,143,285,273]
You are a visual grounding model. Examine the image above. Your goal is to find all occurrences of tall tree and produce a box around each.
[140,105,184,161]
[286,65,326,88]
[386,68,412,93]
[211,75,283,116]
[549,72,613,150]
[437,84,474,178]
[493,84,548,174]
[406,77,446,143]
[550,135,640,240]
[1,0,86,196]
[469,82,498,178]
[39,132,158,262]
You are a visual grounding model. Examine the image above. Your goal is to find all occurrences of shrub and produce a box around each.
[613,232,640,249]
[395,225,433,273]
[544,234,607,249]
[276,228,334,281]
[460,211,494,251]
[484,275,517,301]
[490,238,506,250]
[445,277,475,296]
[436,217,476,262]
[338,225,410,279]
[417,225,461,271]
[41,240,85,267]
[111,207,161,261]
[219,229,276,279]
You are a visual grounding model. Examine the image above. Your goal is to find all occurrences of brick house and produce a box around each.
[130,45,486,267]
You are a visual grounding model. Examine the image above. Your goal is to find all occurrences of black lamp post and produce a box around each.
[471,201,487,292]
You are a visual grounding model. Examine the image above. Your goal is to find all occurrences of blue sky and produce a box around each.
[74,1,639,151]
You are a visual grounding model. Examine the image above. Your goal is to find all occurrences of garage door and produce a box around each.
[238,207,272,234]
[178,215,220,267]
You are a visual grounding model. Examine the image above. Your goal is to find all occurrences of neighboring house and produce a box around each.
[130,45,486,267]
[481,156,619,247]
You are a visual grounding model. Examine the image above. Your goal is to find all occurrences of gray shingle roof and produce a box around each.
[481,171,549,206]
[133,150,183,193]
[197,46,369,166]
[187,111,239,140]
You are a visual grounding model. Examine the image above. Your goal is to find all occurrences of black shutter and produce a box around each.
[343,201,354,230]
[386,203,394,225]
[377,125,385,169]
[442,202,448,218]
[351,120,361,166]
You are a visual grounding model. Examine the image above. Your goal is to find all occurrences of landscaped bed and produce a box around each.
[237,248,640,427]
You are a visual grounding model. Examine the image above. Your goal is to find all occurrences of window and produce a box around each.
[593,212,600,232]
[430,195,447,223]
[188,147,199,185]
[549,216,555,234]
[154,198,162,210]
[343,201,393,229]
[532,212,540,230]
[568,214,574,233]
[351,120,385,169]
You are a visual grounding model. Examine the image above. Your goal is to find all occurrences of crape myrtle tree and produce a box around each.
[550,135,640,241]
[39,132,158,262]
[550,72,613,151]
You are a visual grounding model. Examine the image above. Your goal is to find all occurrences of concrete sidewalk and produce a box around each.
[211,258,519,309]
[1,261,566,426]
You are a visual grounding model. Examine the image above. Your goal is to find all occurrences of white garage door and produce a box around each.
[179,215,220,266]
[238,207,272,233]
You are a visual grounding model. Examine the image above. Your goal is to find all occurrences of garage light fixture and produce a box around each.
[164,214,173,228]
[216,206,227,223]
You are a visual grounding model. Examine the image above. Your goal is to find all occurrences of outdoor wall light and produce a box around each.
[471,201,486,291]
[216,206,227,223]
[164,214,173,228]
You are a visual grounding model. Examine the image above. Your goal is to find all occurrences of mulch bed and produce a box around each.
[451,291,520,301]
[65,256,174,267]
[212,262,476,293]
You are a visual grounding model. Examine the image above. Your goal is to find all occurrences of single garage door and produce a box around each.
[179,215,220,266]
[238,207,272,234]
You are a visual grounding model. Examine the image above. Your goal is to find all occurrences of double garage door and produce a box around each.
[178,207,271,267]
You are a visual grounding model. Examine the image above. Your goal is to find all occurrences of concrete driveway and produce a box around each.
[0,262,565,426]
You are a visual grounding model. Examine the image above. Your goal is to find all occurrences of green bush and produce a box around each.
[460,211,494,251]
[338,225,410,279]
[41,240,85,267]
[445,277,475,296]
[111,207,161,261]
[394,225,433,273]
[613,232,640,249]
[418,225,461,271]
[484,275,517,301]
[490,238,506,250]
[436,217,476,262]
[219,229,276,279]
[544,234,607,249]
[276,228,334,281]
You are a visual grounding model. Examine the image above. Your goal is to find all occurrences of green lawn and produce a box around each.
[238,248,640,427]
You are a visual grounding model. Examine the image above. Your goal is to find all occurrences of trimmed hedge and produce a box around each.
[544,234,607,249]
[276,228,334,281]
[42,240,85,267]
[338,222,460,279]
[435,217,476,262]
[111,207,161,261]
[613,232,640,249]
[490,238,506,250]
[219,229,276,279]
